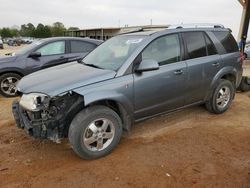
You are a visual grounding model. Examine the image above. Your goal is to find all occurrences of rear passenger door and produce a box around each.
[182,31,221,105]
[67,40,97,62]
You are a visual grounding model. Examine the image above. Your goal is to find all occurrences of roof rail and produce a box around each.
[119,28,144,35]
[168,23,225,29]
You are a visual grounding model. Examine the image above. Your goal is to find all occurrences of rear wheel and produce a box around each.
[205,79,235,114]
[0,73,21,97]
[68,105,123,160]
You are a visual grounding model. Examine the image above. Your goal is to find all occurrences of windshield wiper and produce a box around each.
[83,62,103,69]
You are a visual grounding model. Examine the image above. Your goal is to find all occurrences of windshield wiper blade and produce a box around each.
[83,63,103,69]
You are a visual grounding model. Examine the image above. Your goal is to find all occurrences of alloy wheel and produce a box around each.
[0,77,19,96]
[83,118,115,152]
[216,86,231,109]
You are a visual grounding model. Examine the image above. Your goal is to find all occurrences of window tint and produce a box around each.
[70,41,96,53]
[36,41,65,56]
[213,31,239,53]
[183,32,207,59]
[142,34,180,66]
[204,34,217,55]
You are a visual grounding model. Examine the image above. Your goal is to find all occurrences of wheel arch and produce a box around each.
[0,70,24,77]
[81,92,134,132]
[205,67,237,101]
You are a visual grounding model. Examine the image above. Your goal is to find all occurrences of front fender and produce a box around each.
[84,90,133,114]
[73,75,134,117]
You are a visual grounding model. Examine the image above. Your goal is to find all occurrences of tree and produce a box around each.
[43,25,52,38]
[1,28,13,38]
[51,22,66,37]
[34,23,45,38]
[27,23,35,37]
[11,29,19,37]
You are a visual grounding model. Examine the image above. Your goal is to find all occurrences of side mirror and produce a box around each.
[135,59,159,73]
[29,52,41,58]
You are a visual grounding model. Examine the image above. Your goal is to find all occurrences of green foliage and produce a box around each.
[1,28,14,38]
[51,22,66,37]
[0,22,72,38]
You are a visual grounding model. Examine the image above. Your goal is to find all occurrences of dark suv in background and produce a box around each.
[13,24,242,160]
[0,37,102,97]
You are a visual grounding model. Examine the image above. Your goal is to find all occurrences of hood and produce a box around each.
[18,62,116,96]
[0,55,17,63]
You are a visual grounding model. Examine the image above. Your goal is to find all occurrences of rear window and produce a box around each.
[212,31,239,53]
[70,41,96,53]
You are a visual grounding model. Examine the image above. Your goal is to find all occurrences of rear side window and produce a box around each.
[183,32,207,59]
[204,34,217,55]
[70,41,96,53]
[212,31,239,53]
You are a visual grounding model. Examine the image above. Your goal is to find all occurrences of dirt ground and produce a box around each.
[0,46,250,188]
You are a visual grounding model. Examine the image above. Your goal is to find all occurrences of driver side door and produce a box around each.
[26,40,67,73]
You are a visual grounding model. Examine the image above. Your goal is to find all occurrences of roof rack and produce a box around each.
[168,23,225,29]
[119,28,144,35]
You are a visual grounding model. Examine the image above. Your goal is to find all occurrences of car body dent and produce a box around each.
[73,74,134,117]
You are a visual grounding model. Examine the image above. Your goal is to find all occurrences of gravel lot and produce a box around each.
[0,46,250,188]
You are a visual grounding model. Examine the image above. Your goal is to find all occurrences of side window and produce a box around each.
[183,32,207,59]
[36,41,65,56]
[142,34,181,66]
[204,34,217,55]
[70,41,96,53]
[212,31,239,53]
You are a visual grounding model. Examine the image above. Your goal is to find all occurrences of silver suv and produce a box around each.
[13,24,243,159]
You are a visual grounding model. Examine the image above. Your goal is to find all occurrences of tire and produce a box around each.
[205,79,235,114]
[0,73,22,97]
[239,77,250,92]
[244,53,248,59]
[68,105,123,160]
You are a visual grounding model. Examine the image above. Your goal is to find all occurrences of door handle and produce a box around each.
[174,70,183,75]
[59,56,65,59]
[212,62,220,67]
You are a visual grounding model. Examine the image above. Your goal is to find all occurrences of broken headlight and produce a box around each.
[19,93,50,111]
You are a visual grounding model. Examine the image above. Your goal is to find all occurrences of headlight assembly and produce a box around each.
[19,93,50,111]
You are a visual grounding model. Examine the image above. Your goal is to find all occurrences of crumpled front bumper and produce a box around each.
[12,100,61,141]
[12,100,47,138]
[12,94,84,141]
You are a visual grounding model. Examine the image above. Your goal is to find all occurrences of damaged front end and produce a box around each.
[12,92,84,142]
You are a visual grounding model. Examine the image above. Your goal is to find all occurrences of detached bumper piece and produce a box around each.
[12,100,61,141]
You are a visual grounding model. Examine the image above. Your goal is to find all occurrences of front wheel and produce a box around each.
[68,105,123,160]
[205,79,235,114]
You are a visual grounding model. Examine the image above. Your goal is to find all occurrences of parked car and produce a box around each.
[0,39,3,49]
[0,37,102,97]
[13,24,242,160]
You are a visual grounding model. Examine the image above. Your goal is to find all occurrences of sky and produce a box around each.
[0,0,246,38]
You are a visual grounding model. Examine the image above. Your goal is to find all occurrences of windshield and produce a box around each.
[82,35,146,71]
[15,40,43,55]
